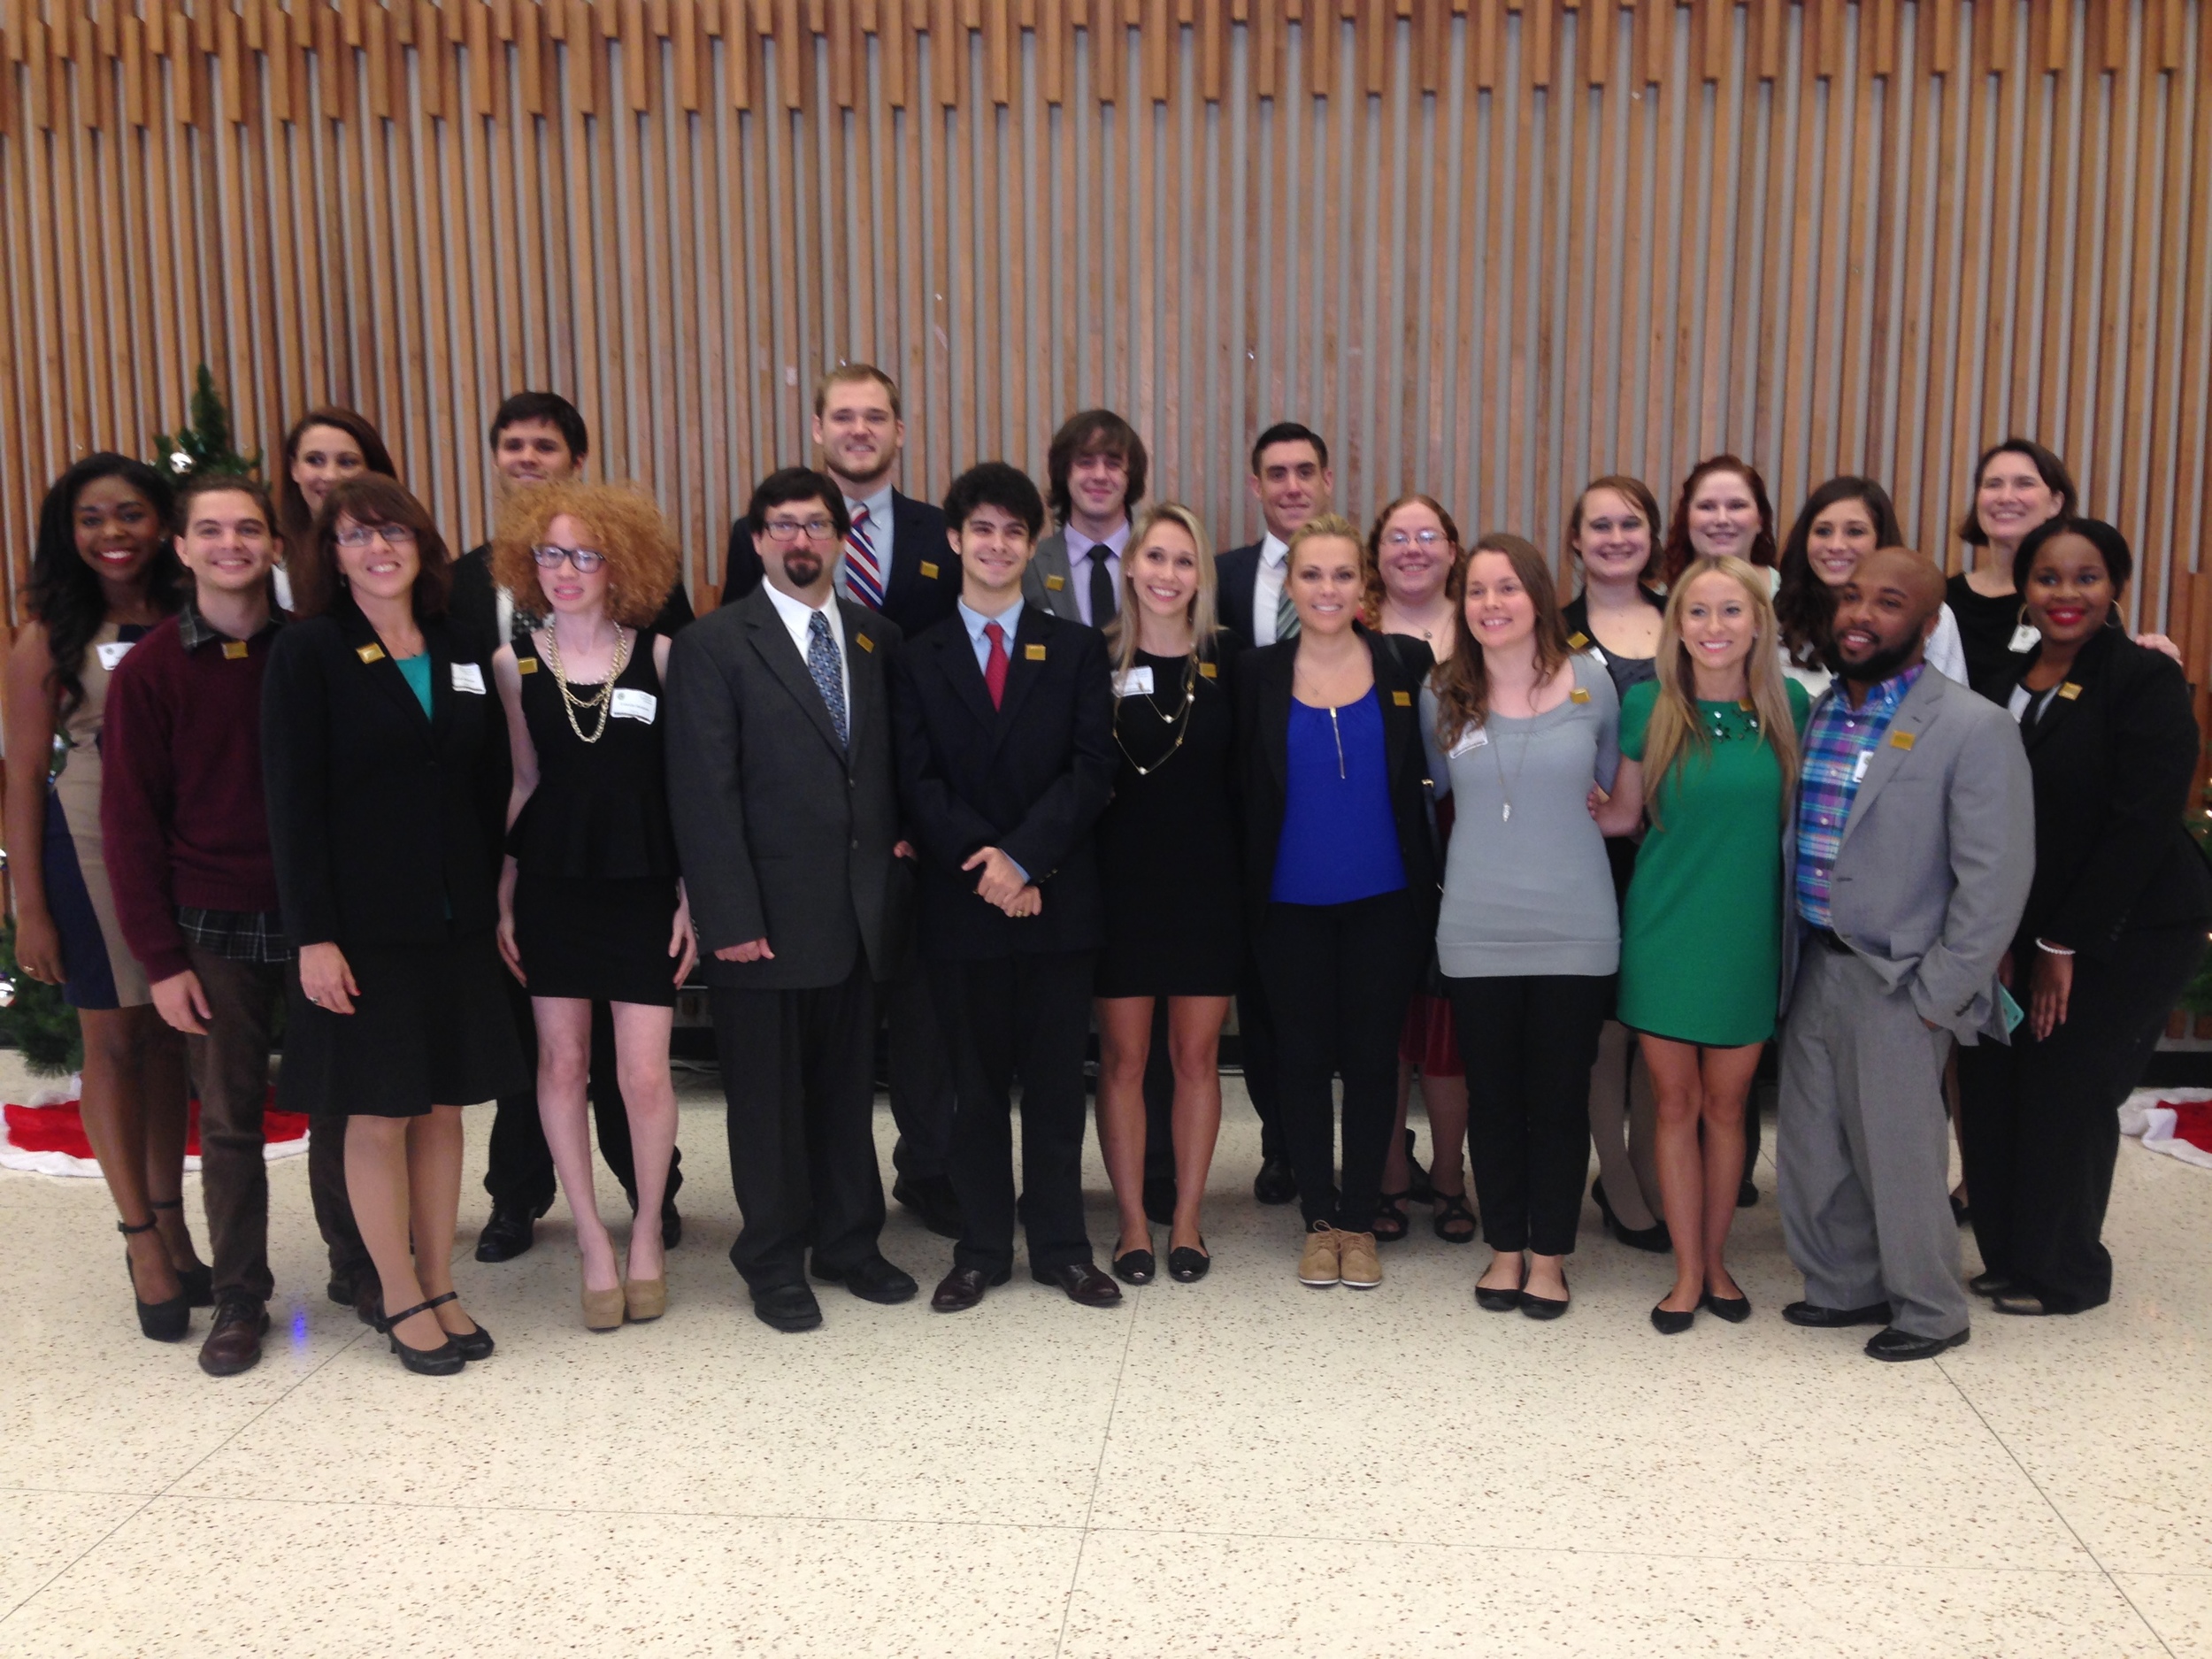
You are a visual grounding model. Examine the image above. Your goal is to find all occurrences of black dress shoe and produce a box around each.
[814,1256,919,1304]
[1865,1325,1970,1361]
[1034,1262,1124,1309]
[1112,1248,1156,1286]
[473,1203,540,1263]
[1650,1302,1695,1335]
[930,1265,1010,1312]
[1968,1271,2015,1297]
[1141,1176,1178,1227]
[1991,1292,2054,1317]
[752,1282,825,1333]
[893,1176,964,1240]
[326,1272,357,1309]
[1252,1156,1297,1206]
[1701,1288,1752,1324]
[1782,1299,1892,1329]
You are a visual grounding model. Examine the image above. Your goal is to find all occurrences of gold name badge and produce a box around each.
[919,560,941,580]
[517,657,538,673]
[856,633,875,653]
[1024,643,1048,660]
[357,643,386,664]
[1570,687,1591,704]
[1198,661,1217,679]
[222,641,250,660]
[1567,631,1590,649]
[2058,681,2084,700]
[1044,573,1066,591]
[1392,690,1413,707]
[1890,730,1916,749]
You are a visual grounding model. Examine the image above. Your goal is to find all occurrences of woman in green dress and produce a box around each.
[1596,556,1809,1334]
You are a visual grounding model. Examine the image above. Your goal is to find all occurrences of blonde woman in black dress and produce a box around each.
[1093,503,1240,1285]
[492,483,694,1331]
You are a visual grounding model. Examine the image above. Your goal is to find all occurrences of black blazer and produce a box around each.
[261,598,511,950]
[1235,627,1441,932]
[1216,541,1263,652]
[725,490,957,639]
[663,588,909,991]
[447,543,695,664]
[2011,626,2212,962]
[890,604,1117,960]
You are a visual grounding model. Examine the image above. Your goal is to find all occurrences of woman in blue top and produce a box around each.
[1237,516,1440,1294]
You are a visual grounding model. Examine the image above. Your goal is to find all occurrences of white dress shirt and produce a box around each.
[763,579,851,716]
[1253,532,1291,646]
[1066,518,1131,628]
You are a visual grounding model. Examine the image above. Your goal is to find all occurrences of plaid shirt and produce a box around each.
[177,907,295,964]
[1793,664,1924,929]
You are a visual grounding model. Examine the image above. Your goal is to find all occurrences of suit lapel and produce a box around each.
[2016,628,2109,756]
[934,615,1002,733]
[743,590,845,757]
[838,597,886,761]
[339,602,435,746]
[1035,533,1081,620]
[1838,670,1940,852]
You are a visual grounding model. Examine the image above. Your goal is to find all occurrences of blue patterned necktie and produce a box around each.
[807,611,849,748]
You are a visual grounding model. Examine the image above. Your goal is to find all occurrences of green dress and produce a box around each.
[1616,679,1812,1046]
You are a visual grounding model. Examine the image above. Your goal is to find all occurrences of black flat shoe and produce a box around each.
[1701,1288,1752,1325]
[1519,1286,1571,1321]
[380,1294,466,1375]
[1112,1248,1156,1286]
[119,1219,190,1342]
[1432,1191,1478,1244]
[1968,1271,2015,1297]
[1168,1243,1210,1283]
[1474,1285,1523,1312]
[1252,1156,1297,1206]
[1650,1302,1695,1334]
[1865,1325,1969,1362]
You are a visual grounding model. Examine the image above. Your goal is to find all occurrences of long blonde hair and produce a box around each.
[1106,501,1219,683]
[1639,555,1800,826]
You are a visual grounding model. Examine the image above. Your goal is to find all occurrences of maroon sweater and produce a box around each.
[100,609,284,983]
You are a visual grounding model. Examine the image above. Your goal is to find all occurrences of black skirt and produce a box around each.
[280,930,526,1118]
[512,872,683,1006]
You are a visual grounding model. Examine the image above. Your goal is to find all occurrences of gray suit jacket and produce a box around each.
[664,586,910,991]
[1779,664,2034,1041]
[1021,529,1094,624]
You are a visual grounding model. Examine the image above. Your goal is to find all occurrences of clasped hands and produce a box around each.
[963,846,1041,918]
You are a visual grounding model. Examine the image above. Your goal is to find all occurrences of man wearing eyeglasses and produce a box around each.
[453,390,693,1266]
[667,467,918,1332]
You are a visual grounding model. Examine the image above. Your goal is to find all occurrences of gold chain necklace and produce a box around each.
[542,625,632,745]
[1114,657,1199,777]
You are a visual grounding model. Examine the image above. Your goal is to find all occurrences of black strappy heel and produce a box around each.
[148,1198,214,1307]
[119,1218,191,1341]
[378,1293,465,1375]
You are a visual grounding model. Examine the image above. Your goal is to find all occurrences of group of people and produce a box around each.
[10,363,2208,1379]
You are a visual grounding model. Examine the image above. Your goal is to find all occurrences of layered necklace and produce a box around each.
[1115,654,1200,777]
[543,623,633,744]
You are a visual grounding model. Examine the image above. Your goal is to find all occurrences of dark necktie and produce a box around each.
[982,620,1010,709]
[806,611,849,747]
[1087,543,1118,627]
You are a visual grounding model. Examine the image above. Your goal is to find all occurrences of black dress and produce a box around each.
[510,633,684,1006]
[1946,572,2029,703]
[1092,646,1242,998]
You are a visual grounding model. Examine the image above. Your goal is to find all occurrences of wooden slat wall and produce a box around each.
[3,0,2210,663]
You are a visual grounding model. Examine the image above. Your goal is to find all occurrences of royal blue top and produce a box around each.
[1271,688,1408,906]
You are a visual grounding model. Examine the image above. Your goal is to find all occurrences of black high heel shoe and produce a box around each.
[148,1199,214,1307]
[1591,1178,1671,1254]
[379,1294,466,1375]
[119,1218,191,1341]
[1167,1240,1210,1283]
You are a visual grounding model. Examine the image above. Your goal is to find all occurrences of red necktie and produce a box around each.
[982,620,1010,709]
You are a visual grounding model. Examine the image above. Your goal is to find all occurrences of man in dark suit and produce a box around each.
[1022,409,1145,626]
[1210,421,1336,1205]
[666,467,918,1333]
[449,391,688,1263]
[724,365,963,1237]
[890,463,1122,1313]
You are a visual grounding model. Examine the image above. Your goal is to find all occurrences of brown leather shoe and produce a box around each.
[930,1265,1010,1312]
[1033,1262,1124,1309]
[197,1295,269,1377]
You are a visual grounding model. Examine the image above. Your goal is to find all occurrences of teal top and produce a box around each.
[396,653,434,718]
[1615,678,1812,1047]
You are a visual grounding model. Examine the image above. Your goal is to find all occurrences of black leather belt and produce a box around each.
[1808,926,1854,956]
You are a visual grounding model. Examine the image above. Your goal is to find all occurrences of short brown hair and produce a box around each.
[1566,475,1663,578]
[1046,410,1148,526]
[1360,494,1464,626]
[813,363,902,419]
[293,475,454,620]
[491,481,680,630]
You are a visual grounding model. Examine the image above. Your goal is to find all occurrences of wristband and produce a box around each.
[2035,938,2076,956]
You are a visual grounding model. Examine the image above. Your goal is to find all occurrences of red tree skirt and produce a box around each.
[1,1079,309,1178]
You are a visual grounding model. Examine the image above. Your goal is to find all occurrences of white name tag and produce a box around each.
[450,662,487,694]
[1852,749,1873,784]
[96,640,134,671]
[1449,726,1489,759]
[2008,623,2040,653]
[1112,666,1156,696]
[611,687,657,722]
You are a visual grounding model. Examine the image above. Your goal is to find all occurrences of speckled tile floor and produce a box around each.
[3,1051,2208,1657]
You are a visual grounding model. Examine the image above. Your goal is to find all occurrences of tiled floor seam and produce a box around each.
[1937,1353,2181,1658]
[1056,1288,1148,1659]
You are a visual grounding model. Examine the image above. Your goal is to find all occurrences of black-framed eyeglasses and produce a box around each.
[531,544,606,572]
[764,517,840,542]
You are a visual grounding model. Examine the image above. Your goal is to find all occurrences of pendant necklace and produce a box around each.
[1115,656,1199,778]
[1487,716,1532,822]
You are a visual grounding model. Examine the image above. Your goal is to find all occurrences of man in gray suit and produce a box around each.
[1777,547,2033,1362]
[1022,410,1147,628]
[666,467,919,1333]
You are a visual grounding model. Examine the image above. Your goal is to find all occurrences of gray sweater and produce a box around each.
[1422,652,1622,979]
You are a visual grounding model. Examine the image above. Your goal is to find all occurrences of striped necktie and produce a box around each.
[843,503,886,610]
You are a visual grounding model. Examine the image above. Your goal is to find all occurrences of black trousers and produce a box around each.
[1258,890,1425,1233]
[711,964,886,1291]
[480,977,683,1211]
[885,958,956,1183]
[1956,925,2206,1312]
[1451,972,1612,1256]
[935,949,1097,1276]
